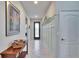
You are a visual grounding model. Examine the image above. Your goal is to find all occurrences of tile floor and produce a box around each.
[25,39,53,58]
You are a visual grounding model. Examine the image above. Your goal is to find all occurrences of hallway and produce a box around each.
[0,1,79,58]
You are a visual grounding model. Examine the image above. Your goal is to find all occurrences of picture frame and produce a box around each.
[5,1,20,36]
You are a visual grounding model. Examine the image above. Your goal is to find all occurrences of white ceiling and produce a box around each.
[21,1,51,19]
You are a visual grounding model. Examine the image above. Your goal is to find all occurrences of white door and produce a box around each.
[59,10,79,57]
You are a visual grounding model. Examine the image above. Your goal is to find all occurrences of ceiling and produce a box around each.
[21,1,51,19]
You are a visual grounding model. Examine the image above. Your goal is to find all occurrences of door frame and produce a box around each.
[34,22,40,39]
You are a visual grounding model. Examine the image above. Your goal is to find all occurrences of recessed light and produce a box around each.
[35,15,38,18]
[34,1,38,4]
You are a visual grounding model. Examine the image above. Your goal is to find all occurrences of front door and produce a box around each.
[34,22,40,39]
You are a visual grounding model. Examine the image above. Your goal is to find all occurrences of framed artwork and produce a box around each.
[5,1,20,36]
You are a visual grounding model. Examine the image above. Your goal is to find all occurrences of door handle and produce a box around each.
[61,38,64,41]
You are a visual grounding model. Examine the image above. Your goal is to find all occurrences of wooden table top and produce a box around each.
[0,44,25,55]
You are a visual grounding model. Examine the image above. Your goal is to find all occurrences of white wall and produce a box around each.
[0,1,27,53]
[46,1,56,18]
[42,1,79,58]
[26,16,31,40]
[42,17,58,57]
[41,2,58,57]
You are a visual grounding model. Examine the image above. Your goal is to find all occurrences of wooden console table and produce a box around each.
[0,40,26,58]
